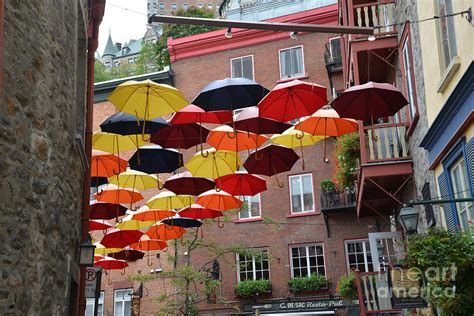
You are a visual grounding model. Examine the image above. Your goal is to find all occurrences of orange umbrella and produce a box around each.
[94,184,144,205]
[131,205,176,222]
[196,189,243,211]
[207,125,268,152]
[146,223,186,241]
[130,235,168,251]
[91,150,127,177]
[295,107,358,161]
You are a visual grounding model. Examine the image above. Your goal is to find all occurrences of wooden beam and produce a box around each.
[149,14,374,35]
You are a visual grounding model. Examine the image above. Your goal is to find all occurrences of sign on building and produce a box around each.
[85,267,101,298]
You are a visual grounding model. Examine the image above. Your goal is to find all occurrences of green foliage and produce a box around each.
[320,179,336,192]
[334,133,360,189]
[288,274,327,293]
[94,59,112,83]
[405,228,474,315]
[235,279,271,297]
[336,272,357,300]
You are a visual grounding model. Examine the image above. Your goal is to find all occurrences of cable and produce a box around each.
[107,3,147,17]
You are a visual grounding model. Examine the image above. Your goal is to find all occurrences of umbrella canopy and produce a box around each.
[259,80,327,122]
[192,77,269,111]
[92,132,149,153]
[164,171,215,196]
[331,81,408,121]
[178,204,223,219]
[207,125,268,152]
[130,235,168,251]
[271,126,326,148]
[150,123,209,149]
[170,104,232,125]
[215,172,267,196]
[131,206,176,222]
[146,223,186,241]
[94,257,129,270]
[90,202,127,220]
[108,169,161,190]
[94,243,122,255]
[232,106,292,134]
[100,112,169,135]
[294,108,358,136]
[196,190,243,211]
[115,214,155,230]
[146,191,194,210]
[161,217,202,228]
[89,219,113,231]
[185,148,241,179]
[91,177,108,188]
[109,248,145,262]
[100,228,143,248]
[91,150,127,177]
[128,146,183,174]
[244,144,300,176]
[94,184,144,205]
[107,79,188,120]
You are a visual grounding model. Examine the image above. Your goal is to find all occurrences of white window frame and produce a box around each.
[159,2,165,10]
[289,243,326,278]
[86,291,104,316]
[171,3,177,11]
[402,37,417,120]
[230,55,255,81]
[278,45,305,80]
[435,0,457,70]
[114,288,133,316]
[449,156,473,232]
[344,239,374,272]
[236,249,270,282]
[183,3,189,10]
[289,173,315,214]
[328,37,341,61]
[197,3,203,8]
[207,3,213,9]
[238,194,262,220]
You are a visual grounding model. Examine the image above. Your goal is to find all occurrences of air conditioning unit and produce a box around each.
[150,268,163,274]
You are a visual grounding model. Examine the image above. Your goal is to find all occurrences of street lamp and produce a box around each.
[398,206,418,235]
[80,235,96,267]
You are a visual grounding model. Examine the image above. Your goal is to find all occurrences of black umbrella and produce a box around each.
[129,146,183,175]
[109,249,145,262]
[192,77,269,112]
[100,112,169,135]
[161,217,202,228]
[91,177,108,188]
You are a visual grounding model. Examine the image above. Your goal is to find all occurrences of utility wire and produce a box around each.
[107,2,147,17]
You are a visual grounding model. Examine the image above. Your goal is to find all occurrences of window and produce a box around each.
[197,3,203,8]
[239,194,261,219]
[279,46,305,79]
[289,174,314,214]
[159,2,165,10]
[183,3,189,10]
[114,289,132,316]
[236,249,269,282]
[422,183,436,227]
[171,3,177,11]
[114,60,121,67]
[290,244,325,278]
[85,292,104,316]
[230,55,254,80]
[402,37,417,119]
[345,240,374,272]
[208,3,213,9]
[128,58,134,64]
[328,37,341,61]
[449,156,473,232]
[436,0,457,70]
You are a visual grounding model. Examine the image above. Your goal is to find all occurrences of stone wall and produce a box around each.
[0,1,88,314]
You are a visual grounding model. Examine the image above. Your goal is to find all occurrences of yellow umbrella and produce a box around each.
[115,214,155,230]
[92,132,149,153]
[107,79,188,120]
[271,127,326,170]
[108,169,162,190]
[146,191,194,210]
[94,243,122,255]
[185,148,240,179]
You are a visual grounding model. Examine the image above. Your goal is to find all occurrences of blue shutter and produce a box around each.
[466,138,474,195]
[437,173,456,232]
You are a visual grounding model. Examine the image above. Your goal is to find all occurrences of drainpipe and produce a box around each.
[79,1,105,315]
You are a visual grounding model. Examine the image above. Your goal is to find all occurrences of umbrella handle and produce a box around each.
[295,129,305,139]
[96,189,104,195]
[107,272,113,285]
[121,267,126,275]
[157,181,164,190]
[275,174,284,188]
[166,222,174,230]
[217,217,225,228]
[254,149,264,161]
[130,205,139,211]
[200,226,204,238]
[180,237,186,246]
[200,148,209,158]
[226,131,237,139]
[147,252,153,266]
[113,169,121,176]
[142,134,150,142]
[162,246,168,253]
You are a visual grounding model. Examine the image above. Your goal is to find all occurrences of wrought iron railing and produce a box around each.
[324,43,342,72]
[320,189,356,211]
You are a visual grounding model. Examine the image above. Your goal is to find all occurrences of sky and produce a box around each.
[97,0,148,56]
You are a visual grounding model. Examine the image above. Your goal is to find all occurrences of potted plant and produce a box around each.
[235,279,272,298]
[288,274,327,294]
[320,179,336,192]
[336,272,357,301]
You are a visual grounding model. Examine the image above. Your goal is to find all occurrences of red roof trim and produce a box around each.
[168,4,338,62]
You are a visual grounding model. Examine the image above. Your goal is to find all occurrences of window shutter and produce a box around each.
[437,173,456,232]
[466,138,474,195]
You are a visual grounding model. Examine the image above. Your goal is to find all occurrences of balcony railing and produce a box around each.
[351,1,396,35]
[360,123,409,164]
[321,189,356,211]
[324,43,342,73]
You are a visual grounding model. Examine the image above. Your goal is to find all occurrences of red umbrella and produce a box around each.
[164,171,215,196]
[89,219,113,231]
[232,106,292,135]
[90,201,127,220]
[109,248,145,262]
[100,228,143,248]
[215,171,267,196]
[170,104,232,125]
[178,204,223,219]
[243,144,300,187]
[150,123,209,150]
[94,257,129,270]
[331,81,408,121]
[259,80,327,122]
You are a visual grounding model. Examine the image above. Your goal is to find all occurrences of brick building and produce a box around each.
[147,0,223,18]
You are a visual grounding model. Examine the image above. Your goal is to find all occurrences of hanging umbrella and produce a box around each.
[115,214,155,230]
[185,148,241,179]
[146,191,194,210]
[90,201,127,220]
[94,184,144,206]
[232,106,292,135]
[295,107,358,161]
[94,257,129,270]
[109,248,145,262]
[331,81,408,121]
[259,80,327,122]
[100,112,169,135]
[89,219,113,231]
[92,132,149,153]
[215,171,267,196]
[91,177,108,188]
[91,150,127,177]
[163,171,215,196]
[196,190,243,211]
[93,243,122,256]
[128,146,183,175]
[100,228,143,249]
[130,235,168,251]
[150,123,209,151]
[131,206,176,222]
[178,204,223,220]
[192,77,269,112]
[206,125,268,152]
[146,223,186,241]
[170,104,232,125]
[244,144,300,187]
[271,126,325,169]
[108,169,162,190]
[161,217,202,228]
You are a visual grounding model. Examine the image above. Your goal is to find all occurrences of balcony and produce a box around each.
[321,189,356,212]
[324,42,343,73]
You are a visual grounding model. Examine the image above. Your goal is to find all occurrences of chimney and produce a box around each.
[115,42,122,51]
